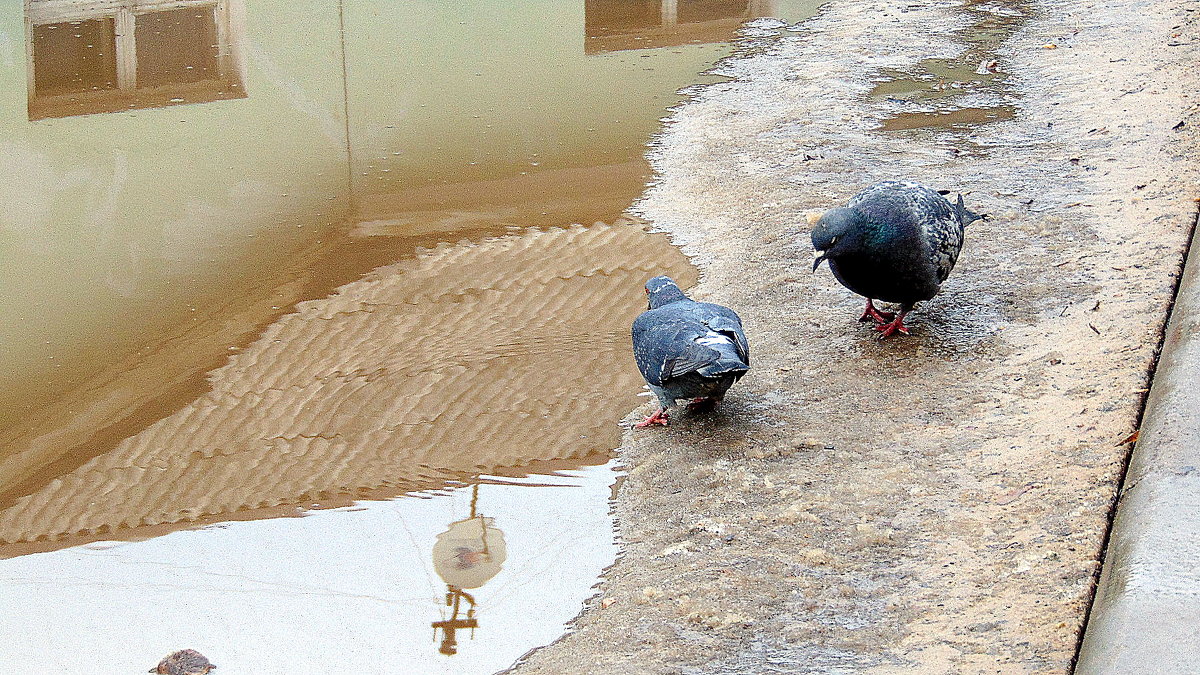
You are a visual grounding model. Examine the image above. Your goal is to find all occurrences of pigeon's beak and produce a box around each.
[812,250,827,272]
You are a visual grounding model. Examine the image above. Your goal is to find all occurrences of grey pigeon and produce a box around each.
[810,180,983,338]
[150,649,216,675]
[631,276,750,427]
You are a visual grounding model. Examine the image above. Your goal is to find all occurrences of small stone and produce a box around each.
[150,650,215,675]
[852,523,895,547]
[799,547,833,565]
[791,436,823,450]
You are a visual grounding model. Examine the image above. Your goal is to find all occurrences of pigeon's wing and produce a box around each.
[890,184,963,282]
[694,303,750,366]
[850,181,951,226]
[853,182,964,283]
[632,310,719,385]
[914,191,965,283]
[847,180,916,214]
[661,337,723,380]
[928,224,965,282]
[631,312,662,384]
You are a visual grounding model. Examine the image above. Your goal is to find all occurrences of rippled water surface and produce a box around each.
[1,0,820,671]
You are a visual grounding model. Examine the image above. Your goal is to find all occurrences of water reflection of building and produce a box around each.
[584,0,779,53]
[431,484,507,656]
[25,0,246,119]
[0,0,742,558]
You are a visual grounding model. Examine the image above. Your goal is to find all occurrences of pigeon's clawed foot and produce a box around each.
[858,299,895,324]
[635,408,670,428]
[686,397,720,413]
[874,312,911,339]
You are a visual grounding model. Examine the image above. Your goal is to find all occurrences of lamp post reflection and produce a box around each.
[430,484,507,656]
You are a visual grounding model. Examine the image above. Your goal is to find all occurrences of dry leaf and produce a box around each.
[996,485,1031,505]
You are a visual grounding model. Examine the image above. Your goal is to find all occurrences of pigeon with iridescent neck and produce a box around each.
[811,180,983,338]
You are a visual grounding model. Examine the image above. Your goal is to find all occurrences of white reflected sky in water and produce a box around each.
[0,462,620,674]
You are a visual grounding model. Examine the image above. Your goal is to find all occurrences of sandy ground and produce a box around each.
[511,0,1200,672]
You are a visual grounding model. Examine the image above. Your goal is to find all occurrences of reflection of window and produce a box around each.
[32,19,118,97]
[584,0,778,54]
[137,8,222,88]
[26,0,246,120]
[585,0,661,35]
[679,0,756,23]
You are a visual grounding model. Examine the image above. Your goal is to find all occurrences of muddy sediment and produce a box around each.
[513,0,1200,671]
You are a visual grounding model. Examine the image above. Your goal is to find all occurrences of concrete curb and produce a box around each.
[1075,207,1200,674]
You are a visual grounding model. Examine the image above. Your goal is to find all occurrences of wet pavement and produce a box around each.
[871,0,1027,141]
[0,0,824,671]
[510,0,1200,670]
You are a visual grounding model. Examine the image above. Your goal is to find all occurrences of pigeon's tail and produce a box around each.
[956,194,987,226]
[696,332,750,377]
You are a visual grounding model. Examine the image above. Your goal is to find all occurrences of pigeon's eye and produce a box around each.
[830,236,839,246]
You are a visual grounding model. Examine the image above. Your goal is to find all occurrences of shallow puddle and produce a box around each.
[3,0,819,451]
[1,0,821,670]
[871,0,1028,142]
[0,465,619,673]
[0,221,691,551]
[879,105,1015,132]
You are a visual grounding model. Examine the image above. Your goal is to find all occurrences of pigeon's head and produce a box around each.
[810,207,863,271]
[644,275,688,309]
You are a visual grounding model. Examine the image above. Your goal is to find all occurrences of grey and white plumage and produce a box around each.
[811,180,983,338]
[631,276,750,427]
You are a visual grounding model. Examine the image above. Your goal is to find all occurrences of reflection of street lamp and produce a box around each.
[431,484,507,656]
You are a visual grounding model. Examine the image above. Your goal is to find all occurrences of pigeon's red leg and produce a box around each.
[635,408,670,428]
[858,298,895,324]
[687,397,720,413]
[874,310,912,339]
